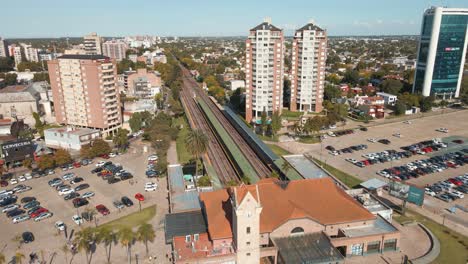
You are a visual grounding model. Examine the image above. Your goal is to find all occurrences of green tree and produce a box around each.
[136,223,156,256]
[420,96,434,112]
[74,227,96,264]
[32,112,43,130]
[324,84,342,100]
[33,72,50,83]
[22,159,33,169]
[117,59,135,74]
[197,175,211,187]
[394,100,407,116]
[95,227,116,264]
[270,111,282,137]
[38,155,55,170]
[117,227,135,264]
[342,70,360,85]
[260,110,267,136]
[154,93,163,109]
[185,130,208,177]
[135,61,146,69]
[380,79,403,95]
[0,73,17,85]
[112,128,130,151]
[0,57,14,72]
[54,149,72,166]
[17,61,44,72]
[90,139,111,157]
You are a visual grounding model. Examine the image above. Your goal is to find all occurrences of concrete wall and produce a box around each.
[270,218,323,238]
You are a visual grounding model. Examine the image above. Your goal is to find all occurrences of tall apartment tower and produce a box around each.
[23,44,39,62]
[413,7,468,99]
[84,33,103,55]
[12,46,22,68]
[290,22,327,113]
[102,40,128,61]
[0,37,8,57]
[47,55,122,136]
[245,19,284,122]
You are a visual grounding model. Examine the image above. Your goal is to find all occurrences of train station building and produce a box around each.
[165,177,401,263]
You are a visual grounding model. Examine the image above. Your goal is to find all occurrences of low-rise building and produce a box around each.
[44,127,100,151]
[229,80,245,91]
[126,68,161,98]
[376,92,398,106]
[166,178,400,263]
[0,119,12,136]
[352,95,385,119]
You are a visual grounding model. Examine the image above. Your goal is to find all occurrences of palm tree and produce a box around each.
[84,207,98,227]
[117,227,135,264]
[281,161,292,176]
[185,130,208,177]
[14,252,25,264]
[136,223,156,256]
[0,253,5,264]
[74,227,96,264]
[96,227,116,264]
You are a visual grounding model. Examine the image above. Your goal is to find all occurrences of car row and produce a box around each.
[353,149,413,168]
[1,193,53,223]
[327,129,355,137]
[426,174,468,203]
[327,144,368,156]
[378,151,468,181]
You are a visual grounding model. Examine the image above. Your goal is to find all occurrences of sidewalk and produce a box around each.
[167,141,178,164]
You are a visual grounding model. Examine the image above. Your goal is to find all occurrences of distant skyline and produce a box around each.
[3,0,468,38]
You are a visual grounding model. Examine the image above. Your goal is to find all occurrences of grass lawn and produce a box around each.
[312,158,363,188]
[174,117,193,164]
[298,135,321,144]
[97,205,157,231]
[266,144,291,156]
[281,109,303,121]
[394,210,468,264]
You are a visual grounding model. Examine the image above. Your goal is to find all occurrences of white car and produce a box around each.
[12,215,30,224]
[329,151,339,156]
[72,215,83,225]
[345,158,357,164]
[58,188,73,196]
[34,212,53,222]
[425,188,436,197]
[24,173,33,180]
[147,155,158,161]
[55,221,66,231]
[392,133,402,138]
[327,131,336,137]
[377,171,390,178]
[449,190,464,199]
[18,176,26,182]
[403,120,412,124]
[9,178,18,185]
[144,182,157,192]
[62,173,75,181]
[109,153,117,158]
[81,192,95,199]
[436,128,449,133]
[96,161,106,167]
[367,138,377,143]
[2,204,20,213]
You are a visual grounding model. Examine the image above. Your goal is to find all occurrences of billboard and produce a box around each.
[388,181,424,206]
[1,140,34,162]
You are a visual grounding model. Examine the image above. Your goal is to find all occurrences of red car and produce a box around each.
[134,193,145,201]
[448,178,463,186]
[30,208,48,218]
[73,162,81,168]
[0,180,8,187]
[99,154,110,159]
[453,139,464,144]
[96,204,110,215]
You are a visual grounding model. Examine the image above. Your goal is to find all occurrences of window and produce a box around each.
[367,241,380,254]
[351,243,363,255]
[384,239,397,251]
[291,227,304,235]
[185,235,191,243]
[246,227,251,234]
[194,234,199,241]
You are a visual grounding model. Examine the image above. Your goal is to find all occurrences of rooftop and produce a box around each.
[360,178,388,191]
[296,22,325,32]
[341,215,398,238]
[165,210,207,244]
[250,22,282,32]
[168,164,201,213]
[283,154,329,180]
[57,54,110,60]
[199,178,375,240]
[44,127,99,136]
[273,233,344,263]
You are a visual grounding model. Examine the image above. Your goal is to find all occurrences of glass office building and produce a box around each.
[413,7,468,99]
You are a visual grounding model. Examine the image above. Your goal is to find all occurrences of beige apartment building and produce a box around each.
[290,22,327,113]
[47,54,121,136]
[84,32,103,55]
[245,19,284,123]
[102,39,127,61]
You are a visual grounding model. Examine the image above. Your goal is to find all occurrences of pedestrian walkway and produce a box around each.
[167,141,178,164]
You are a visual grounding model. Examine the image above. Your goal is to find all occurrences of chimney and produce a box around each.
[264,17,272,24]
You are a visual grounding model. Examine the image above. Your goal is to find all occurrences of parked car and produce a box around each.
[55,221,66,231]
[2,204,20,213]
[72,214,83,225]
[20,197,36,204]
[134,193,145,201]
[7,209,25,218]
[113,200,125,209]
[144,182,157,192]
[96,204,110,215]
[74,183,90,192]
[34,212,53,222]
[12,214,30,224]
[70,177,84,185]
[121,196,133,207]
[64,192,80,201]
[72,198,89,208]
[23,200,39,210]
[22,232,34,243]
[81,192,95,199]
[9,178,18,185]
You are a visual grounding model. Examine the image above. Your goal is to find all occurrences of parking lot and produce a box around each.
[0,141,170,263]
[278,110,468,230]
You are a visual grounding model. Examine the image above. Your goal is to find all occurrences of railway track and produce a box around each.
[180,67,272,179]
[179,71,240,185]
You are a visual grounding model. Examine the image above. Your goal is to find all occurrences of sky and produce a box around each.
[3,0,468,38]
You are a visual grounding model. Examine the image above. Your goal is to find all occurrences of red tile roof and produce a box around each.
[200,178,375,240]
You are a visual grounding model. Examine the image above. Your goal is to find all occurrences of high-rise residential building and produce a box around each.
[47,55,121,136]
[290,22,327,113]
[83,32,103,55]
[22,44,39,62]
[102,40,128,61]
[413,7,468,99]
[11,45,22,67]
[245,18,284,122]
[0,37,8,57]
